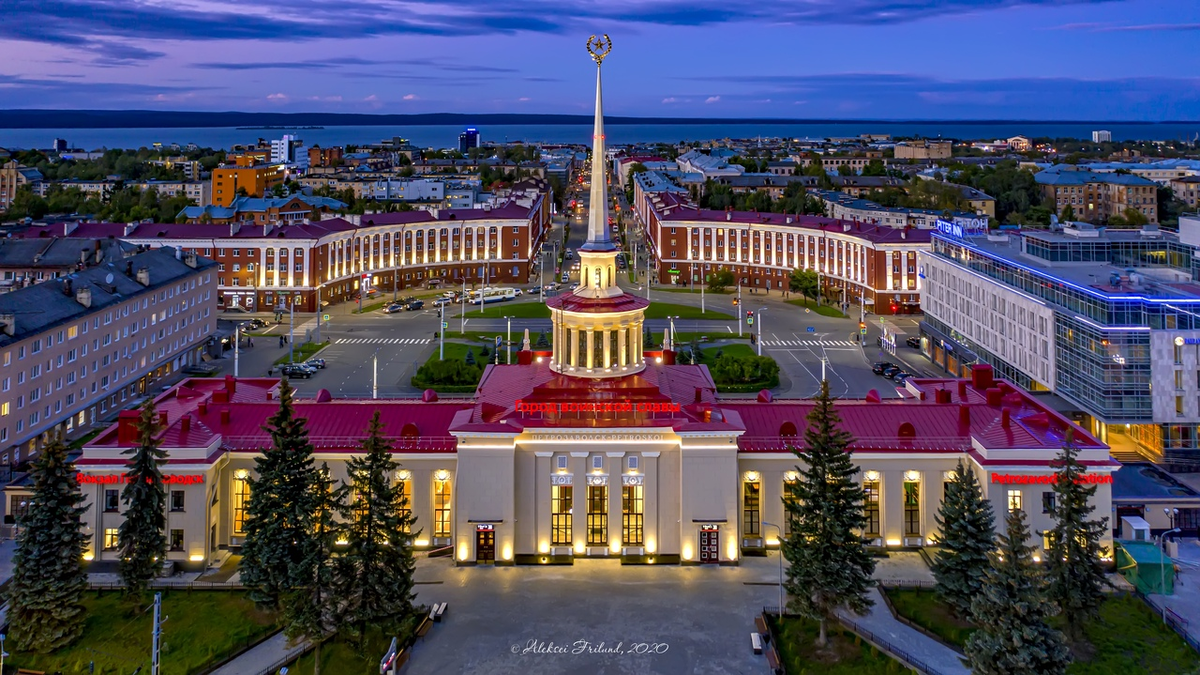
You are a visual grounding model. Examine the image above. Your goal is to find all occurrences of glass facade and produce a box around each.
[742,480,761,537]
[232,476,250,535]
[864,481,880,537]
[433,478,452,538]
[903,481,921,537]
[587,485,608,546]
[622,485,644,546]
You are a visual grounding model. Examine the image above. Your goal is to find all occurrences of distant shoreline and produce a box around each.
[1,109,1196,130]
[235,125,325,130]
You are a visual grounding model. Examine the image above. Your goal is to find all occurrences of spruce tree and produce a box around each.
[1046,432,1110,639]
[281,463,342,675]
[336,412,419,641]
[931,459,995,618]
[240,378,322,610]
[783,380,876,648]
[536,331,550,348]
[465,348,476,366]
[118,399,168,595]
[966,508,1070,675]
[8,434,89,653]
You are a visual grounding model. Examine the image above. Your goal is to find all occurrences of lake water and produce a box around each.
[2,122,1199,151]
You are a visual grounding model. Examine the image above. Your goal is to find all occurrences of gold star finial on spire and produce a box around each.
[586,34,612,65]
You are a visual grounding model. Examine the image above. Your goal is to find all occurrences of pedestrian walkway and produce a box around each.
[761,339,858,348]
[208,631,310,675]
[837,587,972,675]
[333,338,431,345]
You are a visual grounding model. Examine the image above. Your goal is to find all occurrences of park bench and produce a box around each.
[750,632,763,655]
[754,615,769,637]
[433,602,448,622]
[765,646,782,674]
[416,614,433,638]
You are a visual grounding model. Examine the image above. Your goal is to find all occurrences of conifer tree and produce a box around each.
[536,331,550,348]
[9,433,89,652]
[783,380,876,648]
[336,412,419,641]
[931,459,995,618]
[465,348,476,366]
[281,462,342,675]
[1046,431,1110,639]
[118,399,168,595]
[240,378,322,610]
[966,508,1070,675]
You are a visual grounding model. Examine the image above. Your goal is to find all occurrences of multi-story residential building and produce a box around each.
[0,246,217,463]
[640,192,928,312]
[459,128,481,154]
[1093,130,1113,143]
[211,164,286,207]
[917,216,1200,466]
[1036,166,1158,224]
[147,157,202,180]
[1079,159,1200,185]
[712,174,816,199]
[0,161,44,211]
[813,190,983,230]
[131,180,211,207]
[894,141,953,160]
[178,195,345,224]
[307,145,344,168]
[1171,177,1200,208]
[793,154,881,173]
[16,199,549,312]
[0,238,136,293]
[831,175,906,197]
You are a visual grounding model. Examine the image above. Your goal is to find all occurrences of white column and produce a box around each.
[603,328,612,368]
[570,327,579,367]
[618,325,627,367]
[586,329,595,369]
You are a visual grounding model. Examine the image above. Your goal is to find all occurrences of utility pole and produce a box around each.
[460,278,466,335]
[756,308,767,356]
[506,317,512,364]
[737,283,743,337]
[314,284,322,343]
[372,349,378,399]
[233,323,240,377]
[150,592,164,675]
[439,307,445,360]
[701,280,705,315]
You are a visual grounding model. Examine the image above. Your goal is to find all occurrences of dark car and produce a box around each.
[405,300,424,311]
[872,362,895,375]
[894,373,912,385]
[383,303,404,314]
[248,318,267,329]
[304,358,326,369]
[906,336,922,349]
[279,364,313,379]
[883,366,902,379]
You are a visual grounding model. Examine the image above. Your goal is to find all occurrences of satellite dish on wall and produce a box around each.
[105,273,114,284]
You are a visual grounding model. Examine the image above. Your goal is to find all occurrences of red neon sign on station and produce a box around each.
[990,473,1111,485]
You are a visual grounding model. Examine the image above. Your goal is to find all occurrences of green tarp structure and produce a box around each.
[1115,539,1174,595]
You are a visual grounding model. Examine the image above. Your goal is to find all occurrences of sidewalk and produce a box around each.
[208,631,310,675]
[837,587,972,675]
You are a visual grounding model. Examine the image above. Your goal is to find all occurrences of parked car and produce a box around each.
[894,373,912,385]
[304,358,326,369]
[248,318,267,329]
[279,364,313,379]
[433,297,451,307]
[405,300,424,311]
[871,362,895,375]
[561,272,570,283]
[883,366,902,379]
[906,336,922,349]
[383,303,404,314]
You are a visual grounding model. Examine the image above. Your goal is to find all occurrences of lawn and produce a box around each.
[273,340,331,365]
[461,301,551,319]
[883,589,1199,675]
[353,299,391,314]
[7,591,277,675]
[644,301,733,320]
[786,298,847,318]
[769,614,905,675]
[653,331,749,347]
[285,625,399,675]
[444,330,552,347]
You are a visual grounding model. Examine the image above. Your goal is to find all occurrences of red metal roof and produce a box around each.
[546,293,651,314]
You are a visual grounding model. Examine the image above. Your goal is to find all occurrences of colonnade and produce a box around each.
[552,317,644,372]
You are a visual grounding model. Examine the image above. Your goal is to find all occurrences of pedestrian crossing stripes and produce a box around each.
[333,338,431,345]
[762,340,857,348]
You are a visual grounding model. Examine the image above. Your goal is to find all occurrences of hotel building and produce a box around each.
[918,216,1200,466]
[0,246,217,464]
[21,44,1116,572]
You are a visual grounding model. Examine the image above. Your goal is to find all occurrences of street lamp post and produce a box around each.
[506,316,512,364]
[233,323,241,377]
[737,283,743,337]
[1157,526,1181,620]
[762,521,785,616]
[756,308,767,356]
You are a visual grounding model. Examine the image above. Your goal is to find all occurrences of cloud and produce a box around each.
[661,97,678,104]
[705,96,721,104]
[518,97,531,101]
[1055,22,1200,32]
[403,93,419,100]
[364,94,379,102]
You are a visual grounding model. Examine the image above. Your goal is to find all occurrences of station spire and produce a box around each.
[581,34,616,252]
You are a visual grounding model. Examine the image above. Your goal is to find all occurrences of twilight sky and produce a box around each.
[2,0,1199,119]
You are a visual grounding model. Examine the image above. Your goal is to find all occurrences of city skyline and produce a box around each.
[2,0,1199,119]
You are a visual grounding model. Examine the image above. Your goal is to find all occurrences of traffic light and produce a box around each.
[859,321,866,330]
[890,303,898,314]
[732,298,740,306]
